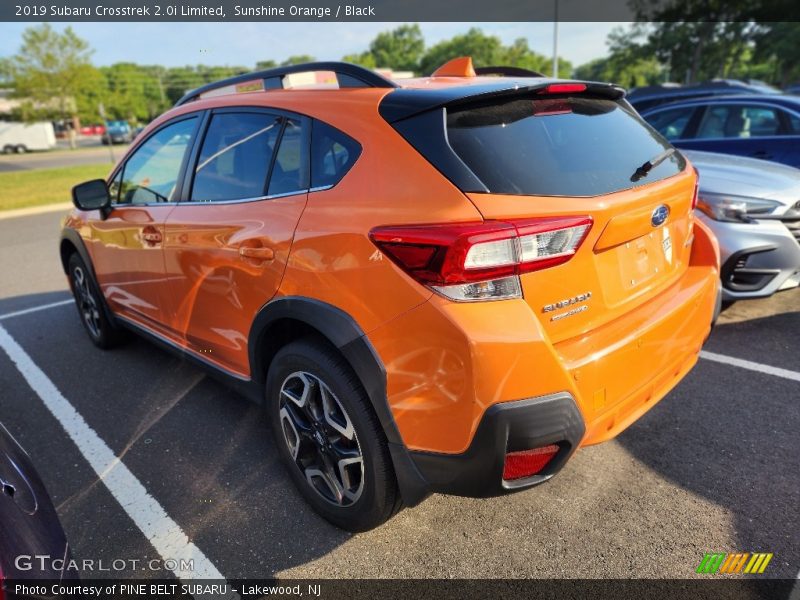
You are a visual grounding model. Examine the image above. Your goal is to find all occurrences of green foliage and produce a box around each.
[368,24,425,72]
[280,55,316,66]
[6,24,98,122]
[419,28,569,77]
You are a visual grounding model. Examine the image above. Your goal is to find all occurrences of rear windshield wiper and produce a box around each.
[631,148,675,182]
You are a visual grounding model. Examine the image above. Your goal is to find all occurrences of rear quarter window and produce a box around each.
[446,96,686,197]
[310,120,361,189]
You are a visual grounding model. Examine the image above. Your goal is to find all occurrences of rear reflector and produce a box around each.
[503,444,560,481]
[370,217,591,301]
[541,83,586,94]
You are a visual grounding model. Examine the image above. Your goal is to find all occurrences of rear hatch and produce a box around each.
[390,85,697,344]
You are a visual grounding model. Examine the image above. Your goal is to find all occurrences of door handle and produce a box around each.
[239,246,275,261]
[142,226,162,245]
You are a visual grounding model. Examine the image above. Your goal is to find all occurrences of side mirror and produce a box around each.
[72,179,111,212]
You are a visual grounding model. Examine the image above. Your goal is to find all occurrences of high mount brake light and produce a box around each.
[370,217,592,301]
[541,83,587,94]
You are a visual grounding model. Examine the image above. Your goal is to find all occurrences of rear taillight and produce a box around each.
[503,444,560,481]
[370,217,591,301]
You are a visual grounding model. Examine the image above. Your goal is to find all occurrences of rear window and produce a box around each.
[446,96,685,197]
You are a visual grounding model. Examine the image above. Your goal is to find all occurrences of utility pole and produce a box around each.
[552,0,559,78]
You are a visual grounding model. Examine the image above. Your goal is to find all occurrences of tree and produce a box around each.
[255,60,277,70]
[752,22,800,87]
[7,24,98,136]
[280,55,316,66]
[368,24,424,71]
[419,28,569,77]
[342,52,377,69]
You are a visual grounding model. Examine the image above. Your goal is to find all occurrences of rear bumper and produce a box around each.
[406,392,585,497]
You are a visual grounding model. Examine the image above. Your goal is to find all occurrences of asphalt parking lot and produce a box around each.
[0,209,798,582]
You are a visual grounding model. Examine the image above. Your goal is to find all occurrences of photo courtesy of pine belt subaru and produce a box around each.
[61,57,722,531]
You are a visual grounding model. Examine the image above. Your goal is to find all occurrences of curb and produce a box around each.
[0,202,73,221]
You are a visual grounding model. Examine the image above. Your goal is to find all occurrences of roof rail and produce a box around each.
[174,61,399,107]
[474,66,545,78]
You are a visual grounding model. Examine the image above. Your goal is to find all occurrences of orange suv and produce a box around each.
[61,58,721,531]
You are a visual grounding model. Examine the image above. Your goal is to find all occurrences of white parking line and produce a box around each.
[700,350,800,383]
[0,299,73,321]
[0,324,237,598]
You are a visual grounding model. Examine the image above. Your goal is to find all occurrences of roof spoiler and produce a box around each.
[174,61,398,107]
[379,80,627,123]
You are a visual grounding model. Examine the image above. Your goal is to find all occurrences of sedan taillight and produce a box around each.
[370,217,592,301]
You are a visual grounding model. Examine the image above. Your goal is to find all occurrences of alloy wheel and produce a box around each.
[278,371,364,506]
[73,266,101,339]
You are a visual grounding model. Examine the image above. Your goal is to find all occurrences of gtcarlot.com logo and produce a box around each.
[696,552,773,574]
[14,555,195,573]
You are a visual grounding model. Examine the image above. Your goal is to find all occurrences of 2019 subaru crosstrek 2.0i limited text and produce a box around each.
[61,58,721,531]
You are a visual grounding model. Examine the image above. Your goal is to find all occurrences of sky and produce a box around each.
[0,22,625,69]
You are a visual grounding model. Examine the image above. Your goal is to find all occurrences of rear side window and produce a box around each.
[192,112,281,202]
[446,96,685,197]
[696,104,787,139]
[311,121,361,189]
[268,118,309,196]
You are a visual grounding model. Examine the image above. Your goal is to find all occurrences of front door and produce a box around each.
[89,116,200,336]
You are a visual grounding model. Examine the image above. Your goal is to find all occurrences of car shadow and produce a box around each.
[0,291,350,579]
[616,309,800,578]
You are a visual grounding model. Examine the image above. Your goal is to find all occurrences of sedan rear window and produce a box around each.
[446,96,685,197]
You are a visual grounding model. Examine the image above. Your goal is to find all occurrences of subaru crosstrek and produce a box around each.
[60,58,721,531]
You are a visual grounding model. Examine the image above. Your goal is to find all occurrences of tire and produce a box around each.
[14,144,27,154]
[266,338,402,531]
[2,145,13,155]
[67,253,126,349]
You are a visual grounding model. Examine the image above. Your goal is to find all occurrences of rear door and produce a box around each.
[89,115,199,334]
[163,108,310,376]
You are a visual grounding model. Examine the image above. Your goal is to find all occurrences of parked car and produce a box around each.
[686,150,800,301]
[0,422,75,588]
[0,122,57,153]
[641,95,800,168]
[785,84,800,95]
[101,120,133,145]
[628,80,778,113]
[61,59,720,531]
[79,124,106,136]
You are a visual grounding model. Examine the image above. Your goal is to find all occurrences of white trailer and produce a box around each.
[0,122,57,153]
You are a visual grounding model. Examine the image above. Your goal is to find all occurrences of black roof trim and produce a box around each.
[379,80,626,123]
[175,61,398,107]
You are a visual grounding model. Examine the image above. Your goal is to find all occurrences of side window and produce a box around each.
[117,117,196,205]
[646,107,696,140]
[742,106,781,137]
[697,104,785,139]
[108,169,123,203]
[191,112,281,202]
[267,118,310,196]
[787,111,800,134]
[696,106,730,139]
[311,120,361,189]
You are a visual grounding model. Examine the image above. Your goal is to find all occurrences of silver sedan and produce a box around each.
[686,150,800,301]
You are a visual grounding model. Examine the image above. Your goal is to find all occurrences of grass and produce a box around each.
[0,163,111,212]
